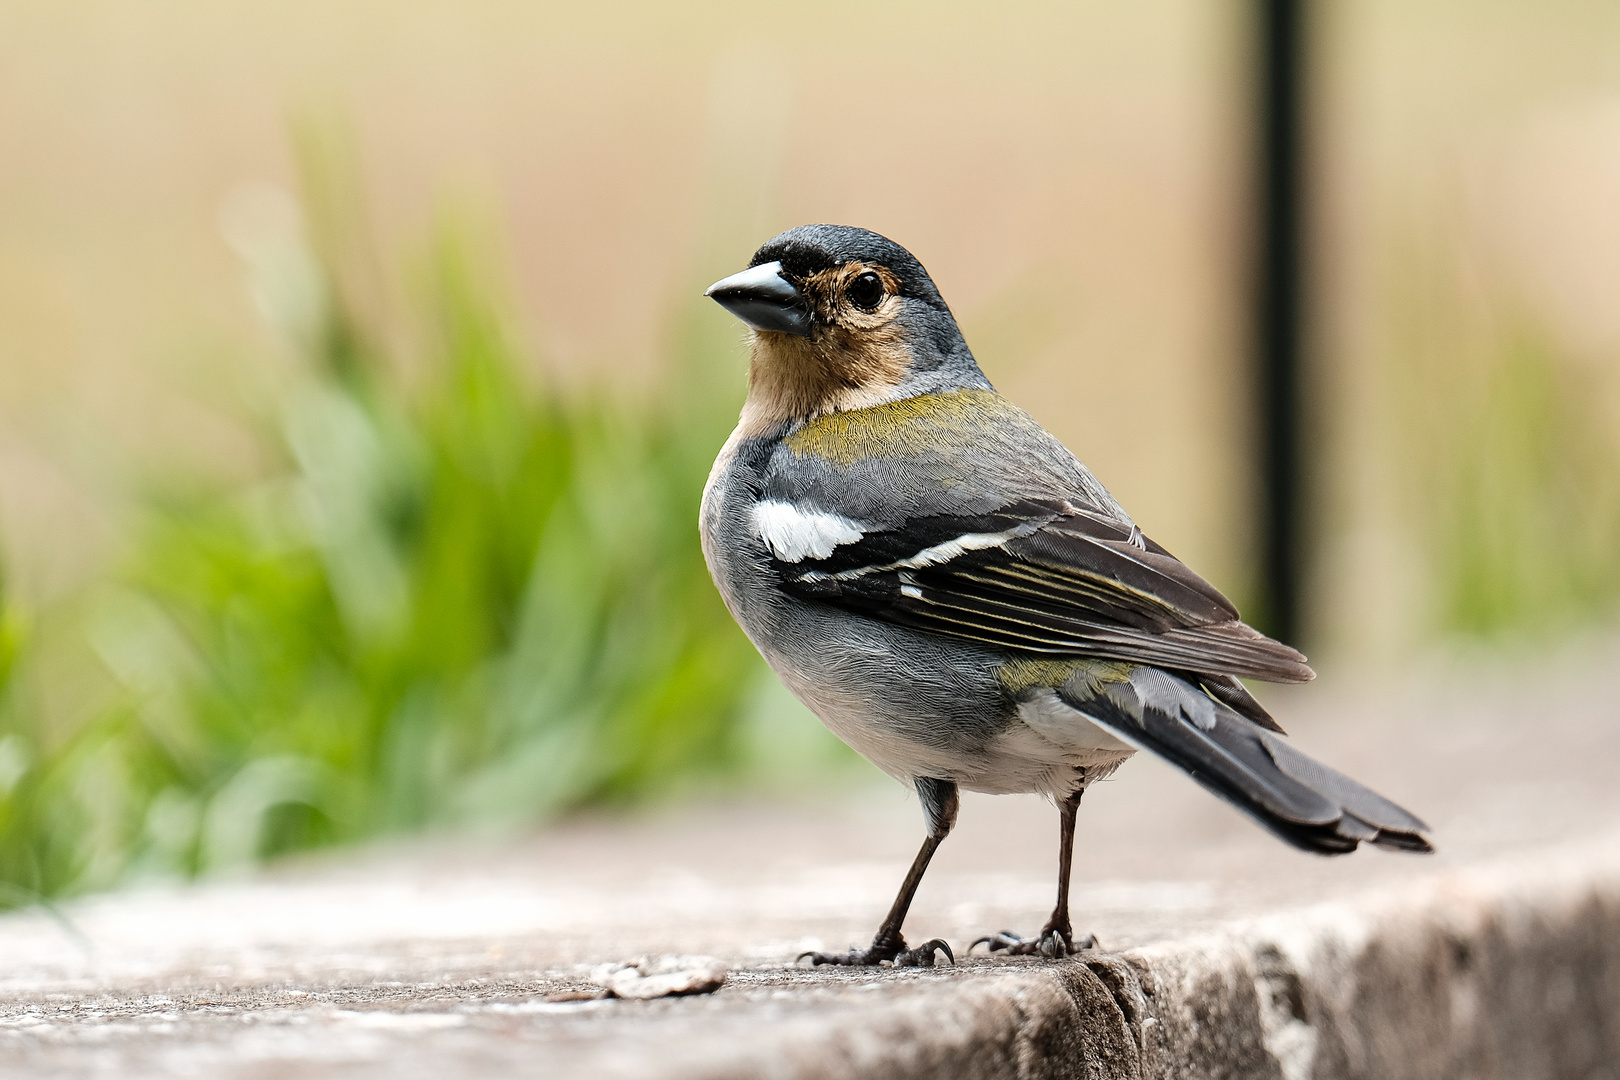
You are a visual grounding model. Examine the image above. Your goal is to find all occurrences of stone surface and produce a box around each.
[2,657,1619,1078]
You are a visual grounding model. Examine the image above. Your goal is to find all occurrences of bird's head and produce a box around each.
[705,224,986,434]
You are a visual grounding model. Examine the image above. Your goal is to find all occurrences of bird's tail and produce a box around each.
[1057,664,1432,855]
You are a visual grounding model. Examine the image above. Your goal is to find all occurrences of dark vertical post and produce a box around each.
[1255,0,1306,646]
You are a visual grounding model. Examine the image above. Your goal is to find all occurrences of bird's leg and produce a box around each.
[801,833,954,967]
[974,788,1098,958]
[801,778,957,968]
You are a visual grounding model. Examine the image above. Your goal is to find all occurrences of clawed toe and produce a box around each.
[971,930,1028,954]
[971,927,1097,958]
[893,938,954,967]
[798,936,955,968]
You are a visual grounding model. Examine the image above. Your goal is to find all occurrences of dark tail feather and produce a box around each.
[1258,732,1434,852]
[1187,671,1286,733]
[1062,669,1433,856]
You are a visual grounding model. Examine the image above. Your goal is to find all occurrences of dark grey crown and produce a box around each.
[749,224,951,315]
[749,225,976,377]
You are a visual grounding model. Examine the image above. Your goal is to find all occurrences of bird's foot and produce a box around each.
[972,924,1096,958]
[799,933,954,968]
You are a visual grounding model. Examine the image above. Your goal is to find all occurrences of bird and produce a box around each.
[699,223,1432,968]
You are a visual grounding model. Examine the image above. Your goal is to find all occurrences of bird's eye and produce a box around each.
[847,272,886,312]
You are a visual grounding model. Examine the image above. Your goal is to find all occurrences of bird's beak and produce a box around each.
[704,261,813,337]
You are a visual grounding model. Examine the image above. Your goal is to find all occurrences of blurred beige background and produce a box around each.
[2,0,1618,660]
[0,0,1248,611]
[1316,0,1620,660]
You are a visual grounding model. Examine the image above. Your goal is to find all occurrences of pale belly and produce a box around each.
[780,664,1136,799]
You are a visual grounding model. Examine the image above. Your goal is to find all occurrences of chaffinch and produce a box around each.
[701,224,1430,967]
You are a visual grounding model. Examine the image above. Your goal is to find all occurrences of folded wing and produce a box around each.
[777,498,1314,686]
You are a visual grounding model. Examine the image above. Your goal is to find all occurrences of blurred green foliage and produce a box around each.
[1434,328,1620,636]
[1390,231,1620,641]
[0,132,776,902]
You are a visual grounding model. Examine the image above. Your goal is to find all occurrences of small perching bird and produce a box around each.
[700,224,1431,967]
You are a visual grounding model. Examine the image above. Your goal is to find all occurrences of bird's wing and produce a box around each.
[764,497,1314,685]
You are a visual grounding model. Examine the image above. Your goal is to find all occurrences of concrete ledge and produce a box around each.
[4,670,1620,1078]
[699,838,1620,1080]
[2,834,1614,1079]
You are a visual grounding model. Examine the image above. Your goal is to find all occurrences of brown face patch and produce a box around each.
[738,262,914,435]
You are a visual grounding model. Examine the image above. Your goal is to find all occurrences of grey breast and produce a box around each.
[703,429,1016,760]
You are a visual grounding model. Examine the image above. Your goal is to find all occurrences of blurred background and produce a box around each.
[0,0,1618,905]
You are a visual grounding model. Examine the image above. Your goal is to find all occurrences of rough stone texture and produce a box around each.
[1139,843,1620,1080]
[2,659,1619,1078]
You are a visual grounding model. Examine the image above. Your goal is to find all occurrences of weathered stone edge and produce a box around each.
[723,836,1620,1080]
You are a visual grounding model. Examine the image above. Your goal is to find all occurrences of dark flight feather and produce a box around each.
[777,503,1314,684]
[1191,672,1285,733]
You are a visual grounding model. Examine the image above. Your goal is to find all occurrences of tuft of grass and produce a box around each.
[0,135,778,901]
[1386,222,1620,642]
[1434,326,1620,636]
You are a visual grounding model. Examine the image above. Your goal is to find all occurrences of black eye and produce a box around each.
[847,272,885,311]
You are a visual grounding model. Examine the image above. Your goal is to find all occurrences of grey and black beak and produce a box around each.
[705,261,812,337]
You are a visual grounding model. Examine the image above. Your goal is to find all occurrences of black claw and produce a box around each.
[971,927,1097,958]
[894,938,954,968]
[797,934,954,968]
[971,931,1023,954]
